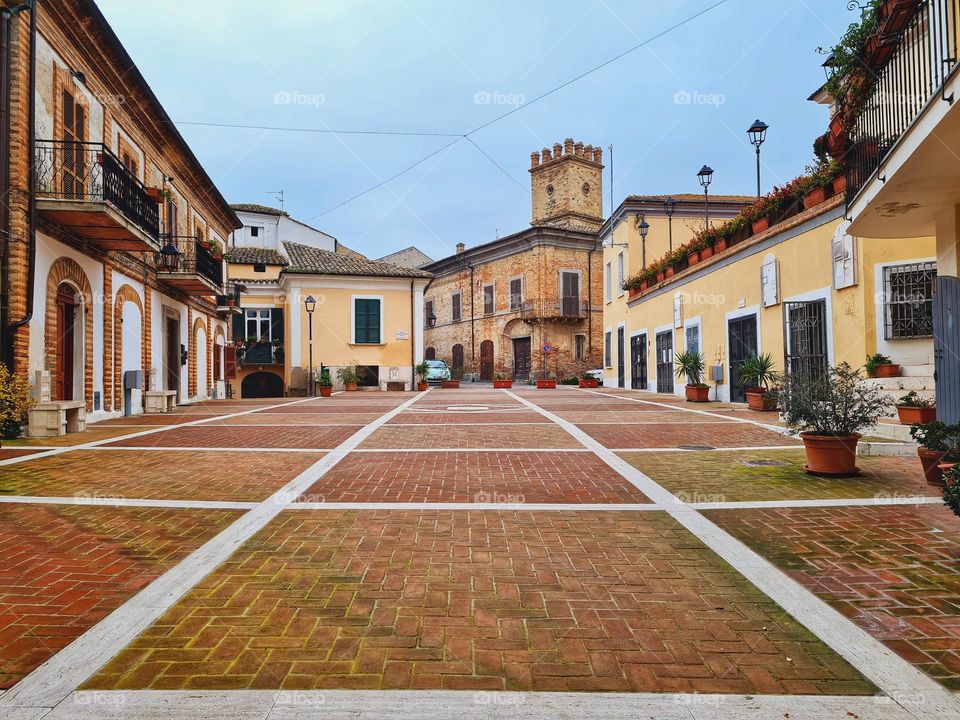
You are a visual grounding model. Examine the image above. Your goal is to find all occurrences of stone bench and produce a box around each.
[28,400,86,438]
[144,390,177,414]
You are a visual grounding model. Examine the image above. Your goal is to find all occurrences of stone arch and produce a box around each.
[192,315,208,399]
[425,347,436,360]
[45,257,94,410]
[113,284,144,413]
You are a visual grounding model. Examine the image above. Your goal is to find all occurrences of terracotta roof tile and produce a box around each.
[283,241,431,278]
[230,203,287,216]
[224,247,289,265]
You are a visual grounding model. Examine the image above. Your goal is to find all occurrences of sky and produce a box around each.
[97,0,857,261]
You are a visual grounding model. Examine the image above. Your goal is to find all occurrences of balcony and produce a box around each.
[518,298,592,324]
[216,283,244,314]
[844,0,960,237]
[238,340,283,366]
[34,140,161,250]
[155,235,224,296]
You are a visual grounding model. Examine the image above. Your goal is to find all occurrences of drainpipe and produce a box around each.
[587,237,597,355]
[0,10,11,359]
[4,1,36,371]
[469,264,475,366]
[409,279,414,389]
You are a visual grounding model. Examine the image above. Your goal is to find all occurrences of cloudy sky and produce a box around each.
[98,0,855,261]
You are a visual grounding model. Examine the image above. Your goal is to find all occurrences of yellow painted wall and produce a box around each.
[227,263,284,282]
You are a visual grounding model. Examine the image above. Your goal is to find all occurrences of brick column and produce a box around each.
[143,288,151,392]
[102,262,113,411]
[207,315,214,391]
[187,306,196,398]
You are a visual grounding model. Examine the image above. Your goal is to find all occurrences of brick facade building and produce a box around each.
[422,139,604,381]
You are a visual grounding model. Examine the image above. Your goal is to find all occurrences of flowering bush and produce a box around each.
[943,465,960,518]
[0,363,33,439]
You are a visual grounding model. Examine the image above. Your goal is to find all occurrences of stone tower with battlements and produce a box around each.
[529,139,604,231]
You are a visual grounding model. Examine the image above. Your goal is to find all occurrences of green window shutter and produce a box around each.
[355,299,381,344]
[270,307,285,342]
[231,312,245,343]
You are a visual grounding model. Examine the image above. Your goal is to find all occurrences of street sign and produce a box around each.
[542,343,552,354]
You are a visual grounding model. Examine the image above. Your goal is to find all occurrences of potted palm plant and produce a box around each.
[864,352,900,378]
[414,361,430,391]
[316,368,333,397]
[337,366,360,392]
[909,421,957,486]
[739,354,778,411]
[772,362,891,476]
[896,391,935,425]
[675,350,710,402]
[493,373,513,389]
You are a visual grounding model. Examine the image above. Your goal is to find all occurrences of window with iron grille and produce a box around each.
[884,262,936,339]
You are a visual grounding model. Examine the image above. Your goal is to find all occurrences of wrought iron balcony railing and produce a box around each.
[156,235,223,288]
[34,140,160,239]
[846,0,959,203]
[239,340,282,365]
[216,283,243,309]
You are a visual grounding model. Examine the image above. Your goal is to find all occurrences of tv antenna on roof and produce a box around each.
[266,190,284,213]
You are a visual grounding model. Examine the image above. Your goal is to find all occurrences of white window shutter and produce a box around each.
[761,254,779,308]
[673,293,683,328]
[833,222,857,289]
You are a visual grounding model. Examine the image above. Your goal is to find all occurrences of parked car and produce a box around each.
[583,368,604,381]
[424,359,451,384]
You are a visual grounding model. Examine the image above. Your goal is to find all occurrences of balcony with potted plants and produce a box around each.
[154,234,225,296]
[238,337,283,366]
[216,282,245,315]
[33,140,161,251]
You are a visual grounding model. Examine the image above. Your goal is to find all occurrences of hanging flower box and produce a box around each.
[832,174,847,196]
[803,185,829,209]
[639,280,649,292]
[688,250,701,266]
[878,0,920,37]
[713,237,728,253]
[751,216,770,235]
[145,187,164,203]
[656,271,665,283]
[699,244,713,261]
[664,266,675,278]
[536,379,557,389]
[627,286,641,300]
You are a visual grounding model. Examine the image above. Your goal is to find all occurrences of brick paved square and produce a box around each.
[0,450,324,502]
[0,504,240,688]
[389,411,546,425]
[86,510,874,694]
[256,402,402,414]
[555,410,735,425]
[207,413,385,426]
[704,504,960,689]
[304,451,649,503]
[579,422,797,449]
[108,425,361,450]
[360,424,581,449]
[621,450,938,502]
[4,426,154,447]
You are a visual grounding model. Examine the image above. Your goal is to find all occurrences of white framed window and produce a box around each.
[575,333,586,361]
[352,295,384,344]
[617,252,625,296]
[883,262,937,339]
[605,261,612,303]
[245,309,272,341]
[604,330,612,368]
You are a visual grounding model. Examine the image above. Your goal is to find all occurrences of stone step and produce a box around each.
[863,376,936,391]
[900,364,935,377]
[858,440,918,457]
[864,421,914,442]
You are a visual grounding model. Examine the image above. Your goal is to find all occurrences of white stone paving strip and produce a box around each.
[37,689,921,720]
[0,390,430,716]
[505,389,960,720]
[0,495,258,510]
[0,396,332,468]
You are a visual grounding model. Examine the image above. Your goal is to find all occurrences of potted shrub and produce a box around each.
[773,362,891,476]
[441,368,461,389]
[316,368,333,397]
[536,372,557,389]
[414,361,430,391]
[493,373,513,389]
[864,352,900,378]
[675,350,710,402]
[578,373,599,389]
[337,366,360,392]
[739,354,778,411]
[145,186,164,203]
[943,465,960,519]
[909,421,957,486]
[0,363,33,443]
[896,391,935,425]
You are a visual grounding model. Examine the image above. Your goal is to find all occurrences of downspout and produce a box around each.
[587,237,597,355]
[4,0,36,371]
[409,279,414,389]
[0,9,11,359]
[469,264,475,367]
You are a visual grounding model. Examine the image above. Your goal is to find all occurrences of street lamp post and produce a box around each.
[304,295,316,396]
[637,214,649,269]
[747,119,769,198]
[697,165,714,228]
[663,196,677,252]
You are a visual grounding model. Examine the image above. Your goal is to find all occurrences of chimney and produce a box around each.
[455,242,465,254]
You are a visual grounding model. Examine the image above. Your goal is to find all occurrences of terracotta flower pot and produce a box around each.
[896,405,936,425]
[417,382,428,391]
[536,379,557,389]
[685,384,710,403]
[699,245,714,260]
[751,216,770,235]
[800,432,861,476]
[441,380,460,388]
[344,382,358,392]
[145,186,163,203]
[628,286,641,300]
[746,389,776,411]
[832,174,847,196]
[713,237,728,253]
[656,272,665,283]
[665,266,675,278]
[493,380,513,389]
[803,186,828,209]
[873,363,901,378]
[639,280,649,291]
[688,250,701,266]
[578,378,599,388]
[918,447,948,486]
[319,386,333,397]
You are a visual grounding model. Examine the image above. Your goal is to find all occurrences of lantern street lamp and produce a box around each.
[663,196,677,252]
[426,310,437,328]
[637,214,649,269]
[747,119,769,198]
[304,295,316,396]
[158,240,181,273]
[697,165,714,228]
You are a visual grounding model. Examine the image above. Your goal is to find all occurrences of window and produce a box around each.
[165,197,178,236]
[424,300,434,326]
[617,253,625,296]
[604,262,612,303]
[250,226,261,238]
[604,330,612,368]
[451,292,462,322]
[575,334,586,361]
[561,271,581,317]
[509,277,523,311]
[354,297,382,344]
[686,325,700,355]
[884,262,937,339]
[253,263,266,273]
[483,284,494,315]
[60,86,86,197]
[245,309,272,341]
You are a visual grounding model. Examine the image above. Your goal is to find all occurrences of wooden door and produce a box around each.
[425,347,436,360]
[561,271,580,317]
[55,284,76,401]
[60,88,86,198]
[479,340,494,381]
[934,276,960,423]
[630,333,647,390]
[165,316,180,394]
[451,344,464,373]
[513,337,531,380]
[728,315,758,402]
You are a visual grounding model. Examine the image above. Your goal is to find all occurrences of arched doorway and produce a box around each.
[452,344,464,374]
[55,283,80,401]
[425,347,436,360]
[241,371,283,398]
[479,339,494,381]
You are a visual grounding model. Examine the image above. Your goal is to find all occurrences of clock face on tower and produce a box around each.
[546,184,554,196]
